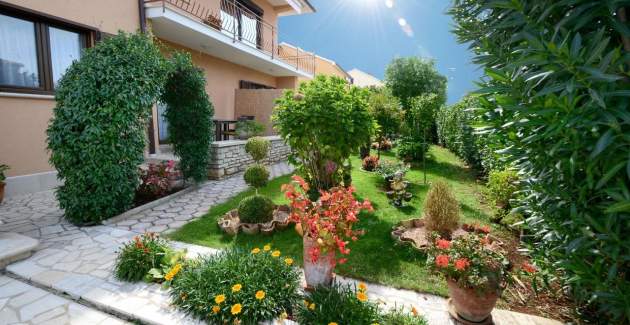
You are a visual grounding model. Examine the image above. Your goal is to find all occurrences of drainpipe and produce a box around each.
[138,0,147,33]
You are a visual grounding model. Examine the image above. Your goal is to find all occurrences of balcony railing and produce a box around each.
[145,0,315,75]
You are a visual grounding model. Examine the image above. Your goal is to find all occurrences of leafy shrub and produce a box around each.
[485,168,519,223]
[136,160,176,202]
[114,233,170,282]
[424,181,460,237]
[0,164,8,182]
[245,136,270,162]
[296,283,381,325]
[161,52,214,183]
[396,137,428,162]
[450,2,630,320]
[362,155,379,171]
[236,120,265,139]
[169,248,301,324]
[368,87,403,146]
[238,195,275,224]
[382,306,428,325]
[376,160,409,185]
[243,164,269,190]
[385,57,447,110]
[47,32,167,225]
[274,75,375,192]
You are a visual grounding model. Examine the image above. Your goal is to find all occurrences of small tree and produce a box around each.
[385,57,447,110]
[273,75,375,194]
[47,32,167,225]
[161,52,214,183]
[367,88,403,158]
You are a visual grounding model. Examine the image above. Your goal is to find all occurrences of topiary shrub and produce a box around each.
[161,52,214,183]
[114,232,170,282]
[362,155,379,171]
[245,136,270,163]
[243,164,270,190]
[47,32,167,225]
[238,195,275,224]
[424,181,460,237]
[296,283,381,325]
[169,247,300,324]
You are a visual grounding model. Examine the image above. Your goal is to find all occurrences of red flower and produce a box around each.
[521,262,537,274]
[435,255,449,268]
[436,239,451,250]
[478,225,491,234]
[454,258,470,271]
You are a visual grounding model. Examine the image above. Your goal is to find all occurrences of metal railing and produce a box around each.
[145,0,315,75]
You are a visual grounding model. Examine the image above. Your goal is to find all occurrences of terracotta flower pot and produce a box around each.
[0,182,5,204]
[447,279,499,323]
[303,235,336,289]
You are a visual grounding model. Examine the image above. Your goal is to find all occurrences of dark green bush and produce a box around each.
[274,75,375,192]
[47,32,167,225]
[161,52,214,183]
[396,137,428,162]
[245,136,270,162]
[450,1,630,321]
[238,195,274,224]
[385,57,447,110]
[296,283,381,325]
[114,233,170,282]
[169,248,300,324]
[236,120,265,139]
[243,164,269,189]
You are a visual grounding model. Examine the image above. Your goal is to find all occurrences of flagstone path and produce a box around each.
[0,161,561,325]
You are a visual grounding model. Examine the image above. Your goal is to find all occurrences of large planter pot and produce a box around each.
[0,182,5,204]
[302,235,336,289]
[447,279,499,323]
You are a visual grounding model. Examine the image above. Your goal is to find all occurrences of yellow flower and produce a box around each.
[212,305,220,314]
[303,300,309,306]
[255,290,266,300]
[251,248,261,254]
[357,291,368,302]
[232,284,242,292]
[279,312,288,320]
[272,250,281,258]
[308,303,316,310]
[284,258,294,266]
[215,294,226,304]
[263,244,271,251]
[231,303,242,315]
[358,282,367,292]
[164,263,182,281]
[328,323,338,325]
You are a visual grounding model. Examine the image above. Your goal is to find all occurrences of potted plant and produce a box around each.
[427,232,511,323]
[0,164,8,204]
[282,175,373,289]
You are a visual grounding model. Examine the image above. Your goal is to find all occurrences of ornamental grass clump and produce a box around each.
[423,181,460,237]
[169,247,300,324]
[296,282,381,325]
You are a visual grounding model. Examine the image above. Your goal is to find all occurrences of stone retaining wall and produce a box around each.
[208,135,290,179]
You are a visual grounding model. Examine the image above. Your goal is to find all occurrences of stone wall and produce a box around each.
[208,135,290,179]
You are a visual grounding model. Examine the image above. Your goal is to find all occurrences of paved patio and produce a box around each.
[0,162,561,325]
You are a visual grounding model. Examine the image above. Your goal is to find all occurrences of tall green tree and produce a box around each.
[367,87,403,157]
[450,1,630,322]
[384,57,447,110]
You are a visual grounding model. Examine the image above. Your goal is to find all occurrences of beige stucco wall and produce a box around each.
[234,89,286,135]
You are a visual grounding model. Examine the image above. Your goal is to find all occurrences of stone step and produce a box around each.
[0,232,39,269]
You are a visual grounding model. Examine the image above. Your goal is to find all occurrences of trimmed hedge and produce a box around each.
[47,32,167,225]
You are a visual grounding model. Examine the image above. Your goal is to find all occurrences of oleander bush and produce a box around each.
[161,52,214,183]
[296,283,381,325]
[114,233,170,282]
[169,247,300,324]
[424,181,460,237]
[238,195,275,224]
[450,1,630,321]
[362,155,380,171]
[47,32,167,225]
[243,164,270,190]
[245,136,270,163]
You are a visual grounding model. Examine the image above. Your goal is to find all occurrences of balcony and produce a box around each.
[144,0,315,78]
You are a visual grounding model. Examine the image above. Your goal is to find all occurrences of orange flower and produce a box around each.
[284,258,294,266]
[522,262,537,273]
[231,303,242,315]
[212,305,220,314]
[263,244,271,251]
[358,282,367,292]
[436,239,451,249]
[255,290,266,300]
[308,303,316,310]
[232,284,242,292]
[357,291,368,302]
[411,306,418,316]
[435,254,449,268]
[251,248,261,254]
[214,294,226,304]
[454,258,470,271]
[272,250,281,258]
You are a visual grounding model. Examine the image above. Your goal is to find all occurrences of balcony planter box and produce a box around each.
[447,279,500,324]
[203,15,222,30]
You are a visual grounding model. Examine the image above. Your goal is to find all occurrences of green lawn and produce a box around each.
[169,145,493,296]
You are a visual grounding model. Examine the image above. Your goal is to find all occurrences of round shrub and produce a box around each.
[244,164,269,189]
[161,52,214,183]
[362,155,379,171]
[47,32,167,225]
[245,136,270,162]
[296,283,381,325]
[424,181,460,237]
[114,233,170,282]
[169,248,301,324]
[238,195,274,224]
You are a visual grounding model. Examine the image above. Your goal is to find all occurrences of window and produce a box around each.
[0,5,93,94]
[239,80,274,89]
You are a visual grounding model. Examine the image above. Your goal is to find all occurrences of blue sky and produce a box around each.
[279,0,481,104]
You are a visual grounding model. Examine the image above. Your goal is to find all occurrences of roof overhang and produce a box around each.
[145,5,313,78]
[273,0,315,16]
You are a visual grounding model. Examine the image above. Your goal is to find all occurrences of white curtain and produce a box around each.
[0,14,39,87]
[49,26,82,87]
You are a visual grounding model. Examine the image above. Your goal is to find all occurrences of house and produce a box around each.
[0,0,316,197]
[348,68,384,88]
[279,43,353,83]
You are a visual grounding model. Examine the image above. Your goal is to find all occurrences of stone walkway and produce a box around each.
[0,162,560,325]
